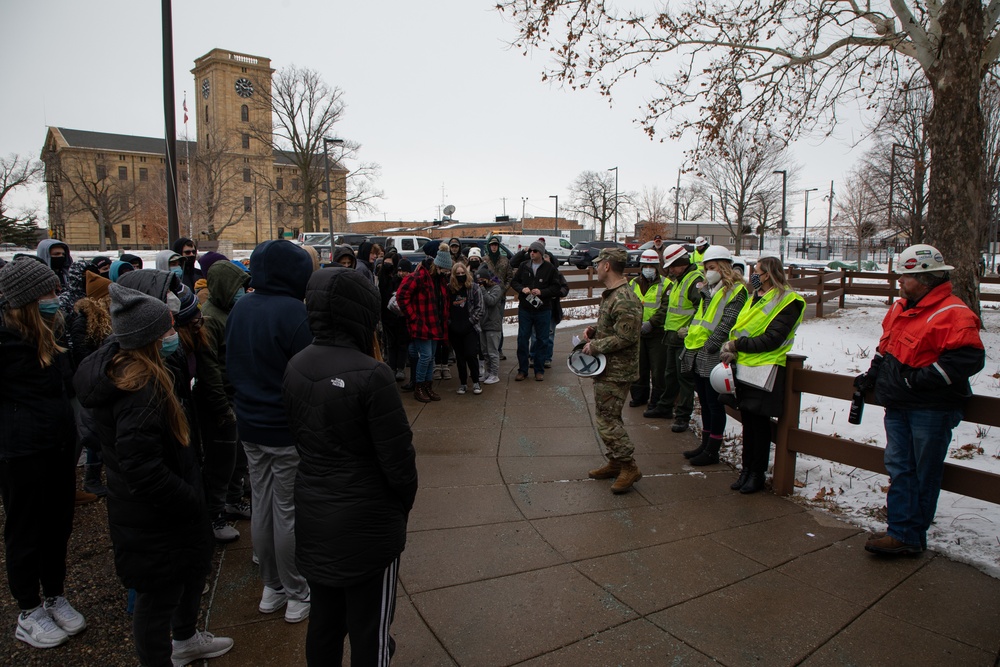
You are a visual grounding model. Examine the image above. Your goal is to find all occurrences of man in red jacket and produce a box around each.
[855,244,985,556]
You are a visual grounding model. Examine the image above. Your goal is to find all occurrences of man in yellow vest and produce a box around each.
[691,236,710,267]
[628,250,668,407]
[644,244,704,433]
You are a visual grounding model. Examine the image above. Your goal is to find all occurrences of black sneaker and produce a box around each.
[671,419,690,433]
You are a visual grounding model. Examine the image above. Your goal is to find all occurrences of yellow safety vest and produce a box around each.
[663,267,704,331]
[729,289,806,367]
[629,277,665,323]
[685,283,748,350]
[692,248,707,266]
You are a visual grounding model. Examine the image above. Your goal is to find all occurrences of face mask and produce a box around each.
[456,274,467,284]
[641,267,657,281]
[170,266,184,279]
[181,254,196,267]
[750,273,762,291]
[159,332,180,358]
[705,270,721,285]
[49,256,67,272]
[38,297,61,315]
[231,288,246,306]
[469,260,481,270]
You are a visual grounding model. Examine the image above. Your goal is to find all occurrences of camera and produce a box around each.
[525,294,542,308]
[848,391,865,424]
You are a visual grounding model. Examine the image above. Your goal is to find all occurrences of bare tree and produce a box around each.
[0,154,44,246]
[191,131,250,240]
[249,65,382,233]
[695,131,790,255]
[636,186,671,226]
[54,156,139,249]
[749,190,781,252]
[566,170,616,240]
[836,167,882,266]
[498,0,998,309]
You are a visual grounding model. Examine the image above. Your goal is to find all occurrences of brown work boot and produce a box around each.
[75,489,98,506]
[864,533,922,556]
[425,382,442,401]
[588,459,621,480]
[610,460,642,494]
[414,382,432,403]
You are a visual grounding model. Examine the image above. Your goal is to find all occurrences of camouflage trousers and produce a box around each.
[594,379,634,462]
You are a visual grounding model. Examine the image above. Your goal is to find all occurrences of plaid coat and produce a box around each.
[396,263,450,341]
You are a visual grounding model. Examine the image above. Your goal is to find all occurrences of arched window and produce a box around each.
[241,105,249,122]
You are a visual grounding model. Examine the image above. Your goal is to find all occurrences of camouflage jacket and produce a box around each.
[589,281,642,382]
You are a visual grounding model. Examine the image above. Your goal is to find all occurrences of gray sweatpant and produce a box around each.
[480,329,501,378]
[242,441,310,601]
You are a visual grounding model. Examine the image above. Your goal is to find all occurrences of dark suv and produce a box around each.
[568,241,635,269]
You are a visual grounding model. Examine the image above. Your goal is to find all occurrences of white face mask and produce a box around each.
[705,270,722,285]
[641,267,657,280]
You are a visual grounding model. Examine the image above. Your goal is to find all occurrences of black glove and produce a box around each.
[854,355,883,392]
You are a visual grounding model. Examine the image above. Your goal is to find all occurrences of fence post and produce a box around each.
[587,266,594,299]
[887,270,895,306]
[839,269,846,309]
[815,269,825,318]
[772,354,805,496]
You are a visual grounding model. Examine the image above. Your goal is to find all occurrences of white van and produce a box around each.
[498,235,574,265]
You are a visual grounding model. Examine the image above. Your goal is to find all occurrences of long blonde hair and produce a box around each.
[3,302,66,368]
[449,262,471,293]
[109,341,190,447]
[707,259,746,295]
[75,296,113,348]
[756,256,792,295]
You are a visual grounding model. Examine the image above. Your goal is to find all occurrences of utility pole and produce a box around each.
[501,197,507,216]
[521,197,527,221]
[673,168,681,237]
[608,167,619,242]
[549,195,558,234]
[773,170,787,263]
[803,188,818,251]
[161,0,180,245]
[825,180,835,251]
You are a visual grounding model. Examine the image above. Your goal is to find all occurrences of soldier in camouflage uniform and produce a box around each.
[583,247,644,493]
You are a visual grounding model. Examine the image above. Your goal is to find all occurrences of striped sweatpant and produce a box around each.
[305,557,399,666]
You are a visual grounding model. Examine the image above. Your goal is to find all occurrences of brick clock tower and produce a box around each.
[191,49,275,243]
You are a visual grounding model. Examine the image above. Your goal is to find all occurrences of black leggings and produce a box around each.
[740,411,774,475]
[449,328,481,385]
[694,375,727,438]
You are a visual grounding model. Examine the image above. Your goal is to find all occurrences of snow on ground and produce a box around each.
[544,296,1000,578]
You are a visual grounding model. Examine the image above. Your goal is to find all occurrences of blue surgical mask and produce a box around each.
[231,288,246,306]
[38,297,61,315]
[749,273,762,291]
[159,332,180,358]
[170,267,184,279]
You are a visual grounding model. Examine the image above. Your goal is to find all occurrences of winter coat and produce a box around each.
[396,263,450,341]
[283,267,417,587]
[448,282,484,335]
[0,320,75,460]
[36,239,72,292]
[510,259,562,312]
[73,341,212,590]
[226,240,314,447]
[478,279,504,333]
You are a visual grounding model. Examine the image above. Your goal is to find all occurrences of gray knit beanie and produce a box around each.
[433,248,454,271]
[0,257,61,309]
[109,283,173,350]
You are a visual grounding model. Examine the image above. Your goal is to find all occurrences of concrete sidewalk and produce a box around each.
[206,324,1000,666]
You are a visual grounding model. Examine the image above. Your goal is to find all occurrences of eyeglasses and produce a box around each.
[182,249,197,256]
[529,249,541,254]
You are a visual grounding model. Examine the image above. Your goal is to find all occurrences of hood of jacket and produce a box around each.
[118,269,182,304]
[306,267,380,352]
[332,245,356,269]
[207,260,250,311]
[357,241,374,266]
[171,237,195,255]
[248,240,312,298]
[73,339,123,410]
[155,249,181,272]
[36,239,72,270]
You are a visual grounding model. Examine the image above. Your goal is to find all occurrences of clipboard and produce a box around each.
[734,363,778,392]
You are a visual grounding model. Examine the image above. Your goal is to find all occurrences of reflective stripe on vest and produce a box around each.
[664,267,704,331]
[630,277,665,323]
[729,289,805,367]
[685,283,748,350]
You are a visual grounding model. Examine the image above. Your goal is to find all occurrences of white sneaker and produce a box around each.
[43,596,86,636]
[285,596,310,623]
[212,518,240,543]
[224,500,252,520]
[258,585,287,614]
[15,606,68,649]
[252,551,259,565]
[171,630,233,666]
[472,383,482,395]
[456,384,467,395]
[483,375,500,385]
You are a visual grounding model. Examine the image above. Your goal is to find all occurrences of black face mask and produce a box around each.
[469,260,481,270]
[181,255,196,268]
[456,274,467,284]
[49,256,67,272]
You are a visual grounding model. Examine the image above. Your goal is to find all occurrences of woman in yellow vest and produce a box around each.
[629,250,668,407]
[719,257,805,494]
[679,246,748,466]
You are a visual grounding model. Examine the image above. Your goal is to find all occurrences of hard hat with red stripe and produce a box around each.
[661,243,689,268]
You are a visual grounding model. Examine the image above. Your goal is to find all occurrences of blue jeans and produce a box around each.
[517,308,551,375]
[883,407,962,547]
[409,339,438,383]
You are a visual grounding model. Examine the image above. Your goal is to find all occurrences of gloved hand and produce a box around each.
[677,326,688,338]
[854,354,883,392]
[641,321,652,335]
[719,340,738,365]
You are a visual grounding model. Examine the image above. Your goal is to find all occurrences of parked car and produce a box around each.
[568,240,638,269]
[453,238,516,261]
[295,232,331,247]
[333,233,368,249]
[496,235,573,265]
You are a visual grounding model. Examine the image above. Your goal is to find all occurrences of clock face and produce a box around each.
[201,78,210,99]
[235,77,254,98]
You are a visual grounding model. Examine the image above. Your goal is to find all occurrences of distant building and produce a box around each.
[347,215,584,240]
[41,49,347,248]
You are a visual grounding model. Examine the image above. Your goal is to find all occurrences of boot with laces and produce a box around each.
[425,382,442,401]
[611,460,643,494]
[588,459,621,480]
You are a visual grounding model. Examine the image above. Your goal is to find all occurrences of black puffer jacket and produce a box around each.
[73,341,212,590]
[283,267,418,588]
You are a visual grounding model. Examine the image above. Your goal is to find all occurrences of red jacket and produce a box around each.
[396,263,450,341]
[874,282,984,410]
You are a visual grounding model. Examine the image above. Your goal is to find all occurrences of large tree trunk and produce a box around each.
[925,0,985,313]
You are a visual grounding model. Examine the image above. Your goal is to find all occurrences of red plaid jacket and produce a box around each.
[396,263,450,341]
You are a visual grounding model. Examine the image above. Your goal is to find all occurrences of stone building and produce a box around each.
[41,48,347,248]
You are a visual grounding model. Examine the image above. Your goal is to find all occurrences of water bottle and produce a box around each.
[848,391,865,424]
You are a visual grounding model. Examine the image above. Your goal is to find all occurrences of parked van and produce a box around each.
[497,235,574,265]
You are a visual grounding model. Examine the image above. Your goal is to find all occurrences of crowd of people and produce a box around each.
[0,230,984,665]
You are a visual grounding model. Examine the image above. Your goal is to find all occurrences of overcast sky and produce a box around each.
[1,0,868,233]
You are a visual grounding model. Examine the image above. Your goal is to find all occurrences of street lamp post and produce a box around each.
[773,170,787,262]
[322,137,344,233]
[608,167,618,242]
[521,197,527,221]
[549,195,558,234]
[803,187,818,250]
[673,168,681,238]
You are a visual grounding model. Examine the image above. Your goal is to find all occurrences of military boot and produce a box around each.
[683,432,709,459]
[611,460,642,494]
[588,459,621,480]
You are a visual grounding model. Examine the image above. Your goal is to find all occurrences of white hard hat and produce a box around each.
[639,249,660,265]
[661,243,689,268]
[731,259,746,276]
[897,244,954,274]
[695,236,709,247]
[468,247,482,259]
[700,245,732,264]
[710,362,736,395]
[567,342,607,377]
